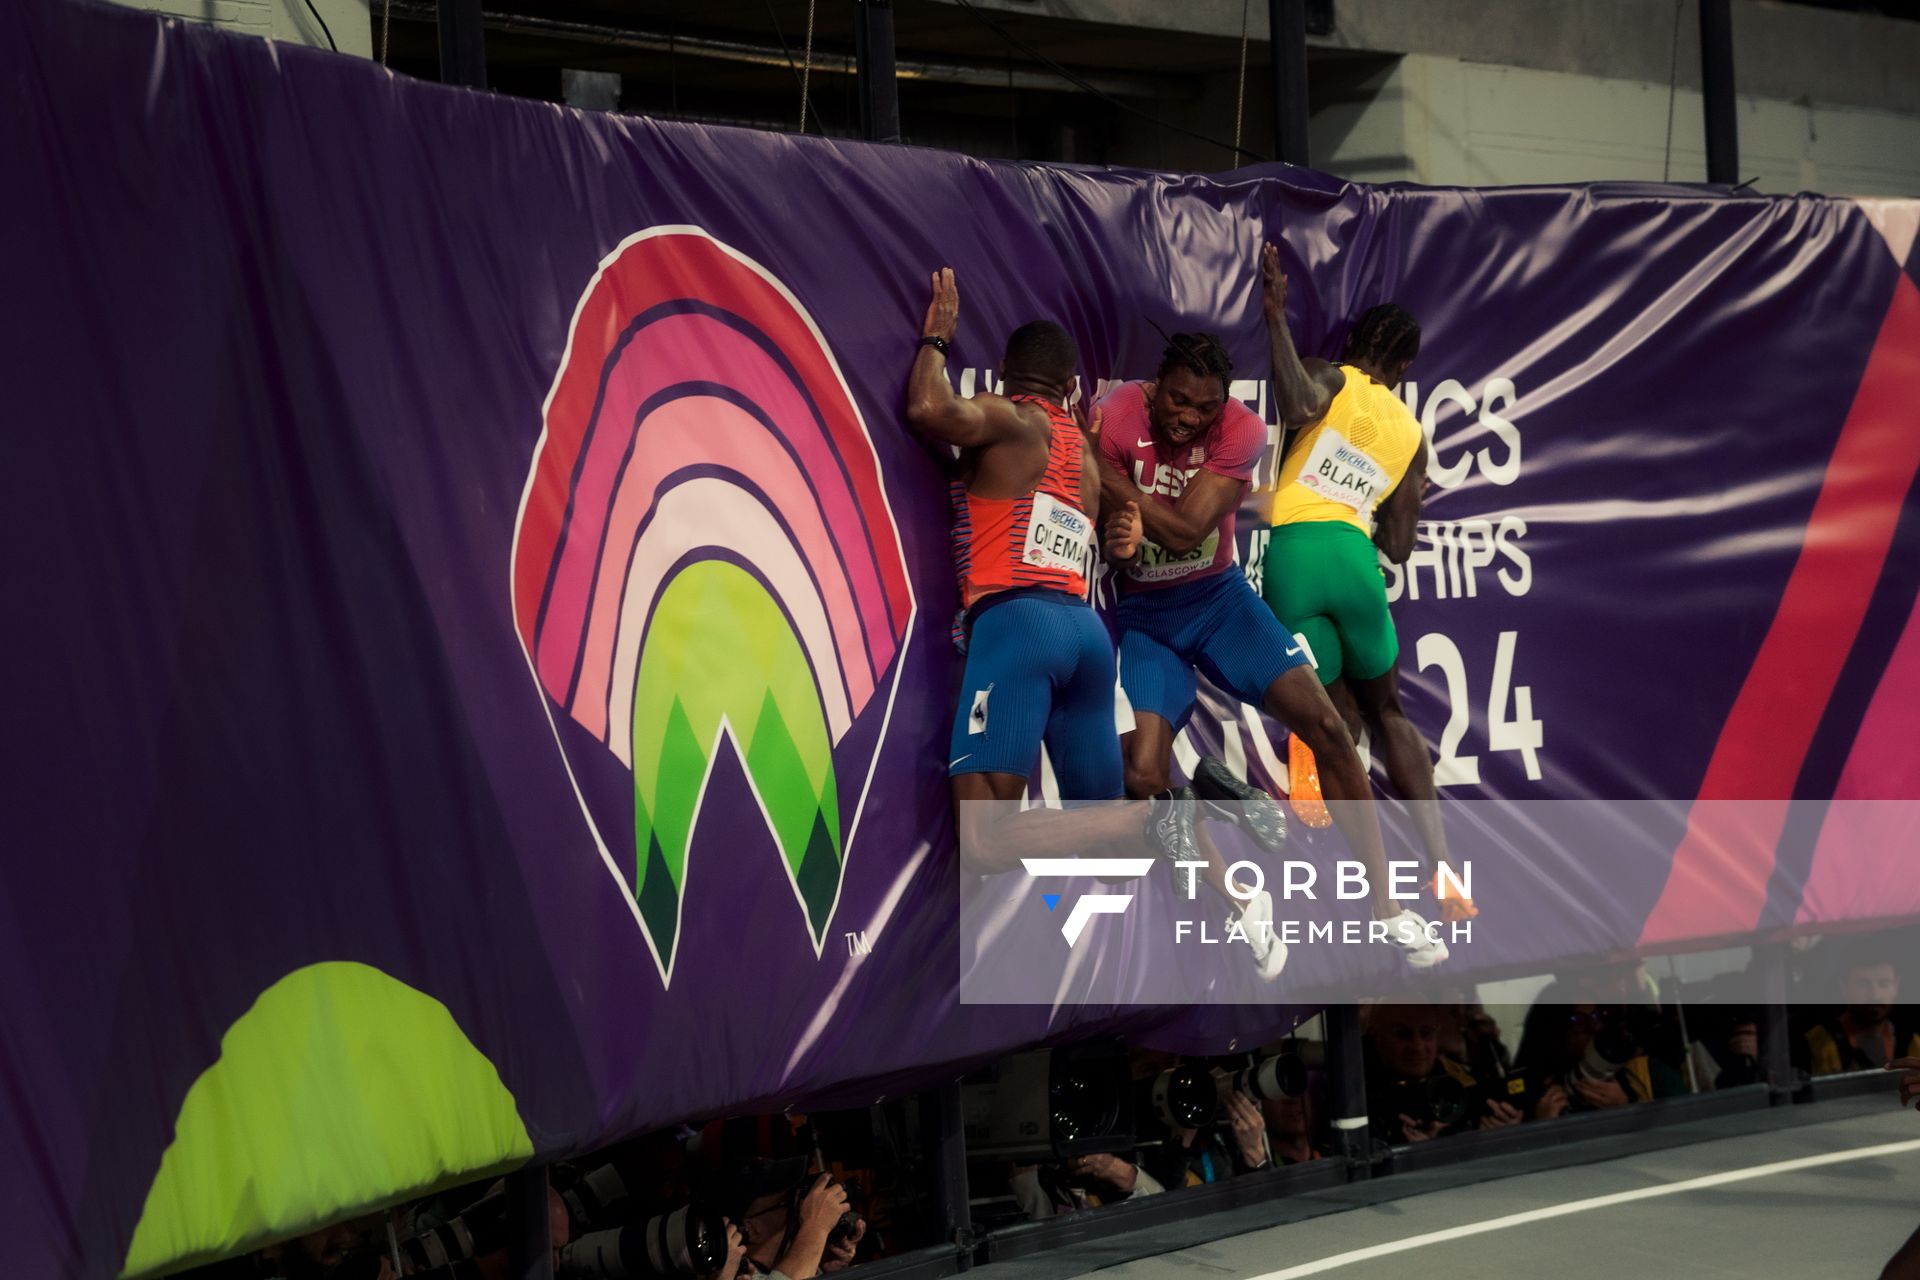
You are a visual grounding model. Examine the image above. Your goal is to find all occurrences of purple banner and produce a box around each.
[5,1,1919,1275]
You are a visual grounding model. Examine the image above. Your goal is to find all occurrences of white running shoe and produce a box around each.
[1235,888,1288,981]
[1377,908,1449,969]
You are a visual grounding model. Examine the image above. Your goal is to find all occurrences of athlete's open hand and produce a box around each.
[922,267,959,344]
[1105,499,1142,563]
[1261,242,1288,318]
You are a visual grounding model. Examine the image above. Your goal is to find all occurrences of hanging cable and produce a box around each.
[303,0,338,51]
[1233,0,1250,159]
[379,0,391,65]
[798,0,816,133]
[949,0,1260,163]
[759,0,829,135]
[1661,0,1683,182]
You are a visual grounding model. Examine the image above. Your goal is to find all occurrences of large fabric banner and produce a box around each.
[6,0,1920,1274]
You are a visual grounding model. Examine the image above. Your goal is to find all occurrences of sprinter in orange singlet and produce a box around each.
[905,267,1203,875]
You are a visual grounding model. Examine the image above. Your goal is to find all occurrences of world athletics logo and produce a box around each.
[510,226,917,985]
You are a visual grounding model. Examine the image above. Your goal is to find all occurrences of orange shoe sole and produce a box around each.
[1288,734,1332,829]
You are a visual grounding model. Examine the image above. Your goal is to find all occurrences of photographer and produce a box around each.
[1514,985,1673,1119]
[1677,986,1765,1092]
[1804,946,1920,1075]
[734,1160,864,1279]
[1259,1085,1325,1166]
[1362,1004,1512,1143]
[1144,1085,1271,1187]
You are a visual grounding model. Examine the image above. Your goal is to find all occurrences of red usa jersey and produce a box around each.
[1095,380,1265,591]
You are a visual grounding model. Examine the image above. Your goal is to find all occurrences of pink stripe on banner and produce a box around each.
[1798,593,1920,924]
[534,310,887,698]
[570,394,877,741]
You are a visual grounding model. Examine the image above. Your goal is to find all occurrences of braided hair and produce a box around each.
[1340,304,1421,374]
[1155,331,1234,395]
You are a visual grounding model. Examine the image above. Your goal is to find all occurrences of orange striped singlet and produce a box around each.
[949,394,1093,610]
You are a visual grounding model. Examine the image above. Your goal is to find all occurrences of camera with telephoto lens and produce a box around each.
[1567,1016,1641,1094]
[1142,1062,1217,1131]
[558,1152,656,1230]
[961,1042,1135,1160]
[558,1203,730,1279]
[399,1193,513,1272]
[1220,1040,1324,1103]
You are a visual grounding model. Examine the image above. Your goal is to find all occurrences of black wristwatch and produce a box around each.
[918,335,951,355]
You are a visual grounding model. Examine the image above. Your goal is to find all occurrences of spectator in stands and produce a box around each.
[1682,1002,1764,1092]
[1515,982,1678,1118]
[1260,1081,1325,1165]
[1362,1002,1491,1143]
[1805,945,1920,1075]
[732,1159,862,1279]
[1144,1080,1272,1186]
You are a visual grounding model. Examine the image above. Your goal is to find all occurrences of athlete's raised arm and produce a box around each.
[1262,242,1344,428]
[905,268,1029,448]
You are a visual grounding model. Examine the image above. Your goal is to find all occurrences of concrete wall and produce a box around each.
[951,0,1920,192]
[951,0,1920,118]
[1313,52,1920,195]
[111,0,373,58]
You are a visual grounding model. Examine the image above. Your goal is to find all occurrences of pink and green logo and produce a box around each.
[511,227,915,983]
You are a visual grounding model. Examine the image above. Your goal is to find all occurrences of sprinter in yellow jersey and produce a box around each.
[1258,243,1474,921]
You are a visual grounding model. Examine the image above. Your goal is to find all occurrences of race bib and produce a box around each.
[1128,530,1221,583]
[1023,491,1092,577]
[1293,428,1388,514]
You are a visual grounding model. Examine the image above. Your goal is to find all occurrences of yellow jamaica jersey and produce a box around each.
[1268,364,1424,534]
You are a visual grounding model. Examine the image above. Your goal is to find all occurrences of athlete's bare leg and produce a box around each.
[1261,666,1397,919]
[1326,677,1365,743]
[953,771,1167,874]
[1121,713,1252,905]
[1347,664,1457,882]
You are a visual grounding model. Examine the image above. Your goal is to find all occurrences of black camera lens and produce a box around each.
[1424,1074,1468,1128]
[559,1203,728,1279]
[1571,1023,1639,1088]
[828,1207,862,1245]
[1051,1067,1122,1143]
[1141,1063,1218,1130]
